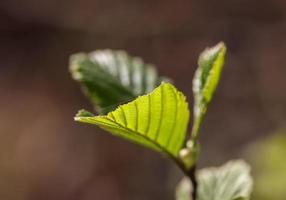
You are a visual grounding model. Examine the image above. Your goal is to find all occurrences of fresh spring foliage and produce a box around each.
[176,160,253,200]
[70,42,253,200]
[75,83,190,170]
[70,50,166,114]
[192,42,226,140]
[179,42,226,169]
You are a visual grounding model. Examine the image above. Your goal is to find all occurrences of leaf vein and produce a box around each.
[119,106,127,127]
[166,87,178,148]
[134,101,139,131]
[154,85,164,142]
[145,95,151,135]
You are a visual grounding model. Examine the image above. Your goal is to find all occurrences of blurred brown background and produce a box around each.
[0,0,286,199]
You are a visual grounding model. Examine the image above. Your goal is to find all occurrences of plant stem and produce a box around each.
[187,165,197,200]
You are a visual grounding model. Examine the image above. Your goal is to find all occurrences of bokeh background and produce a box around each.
[1,0,286,199]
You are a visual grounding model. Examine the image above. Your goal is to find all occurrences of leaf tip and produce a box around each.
[199,41,226,65]
[210,41,227,55]
[74,109,94,121]
[217,41,226,49]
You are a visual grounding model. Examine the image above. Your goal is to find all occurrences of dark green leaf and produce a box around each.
[70,50,167,114]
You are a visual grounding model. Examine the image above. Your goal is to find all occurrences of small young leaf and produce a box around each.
[70,50,167,114]
[192,42,226,139]
[197,160,253,200]
[75,83,189,166]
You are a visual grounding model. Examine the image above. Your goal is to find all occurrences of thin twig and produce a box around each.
[187,165,197,199]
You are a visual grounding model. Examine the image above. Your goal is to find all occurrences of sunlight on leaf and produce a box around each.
[175,160,252,200]
[70,50,168,114]
[192,42,226,140]
[197,160,253,200]
[75,83,189,165]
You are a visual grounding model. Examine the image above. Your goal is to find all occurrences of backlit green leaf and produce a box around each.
[191,42,226,140]
[197,160,253,200]
[70,50,167,114]
[75,83,189,165]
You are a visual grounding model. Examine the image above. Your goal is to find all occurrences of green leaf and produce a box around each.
[197,160,253,200]
[175,160,252,200]
[191,42,226,140]
[75,83,190,165]
[70,50,167,114]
